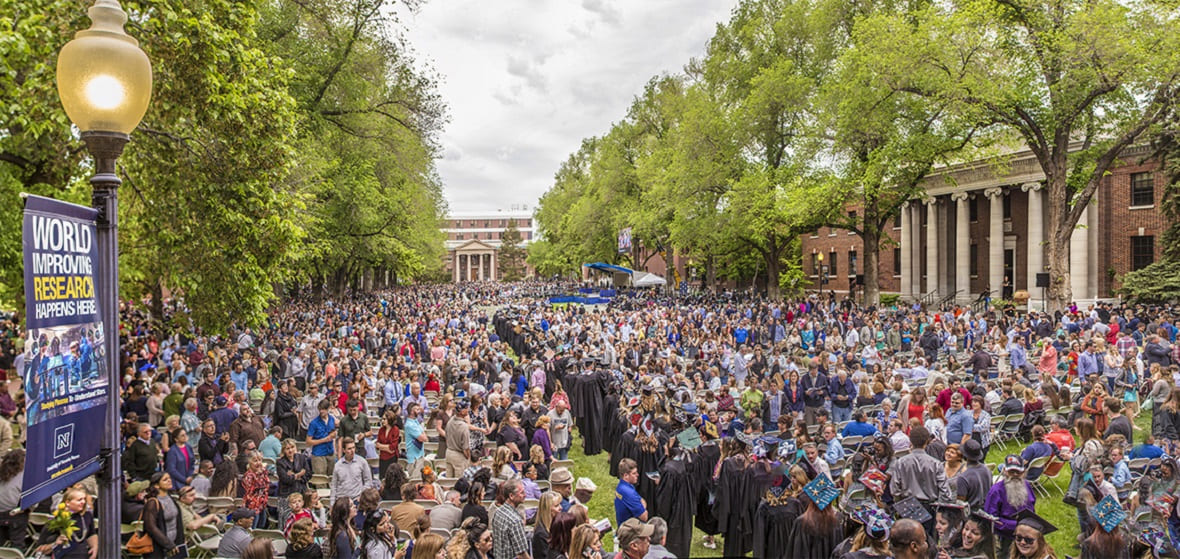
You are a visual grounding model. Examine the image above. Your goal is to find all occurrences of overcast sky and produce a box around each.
[399,0,739,214]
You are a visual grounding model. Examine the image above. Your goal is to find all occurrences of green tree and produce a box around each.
[867,0,1180,310]
[498,221,527,281]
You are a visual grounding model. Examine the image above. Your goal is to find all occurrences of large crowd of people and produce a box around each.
[1,281,1179,559]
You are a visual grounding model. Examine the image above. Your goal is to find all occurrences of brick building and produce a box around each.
[800,144,1171,307]
[444,210,535,281]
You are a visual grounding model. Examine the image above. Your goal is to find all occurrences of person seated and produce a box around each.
[841,410,879,438]
[1018,426,1059,481]
[1109,446,1133,499]
[1129,435,1165,460]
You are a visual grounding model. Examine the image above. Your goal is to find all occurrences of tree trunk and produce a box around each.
[765,243,781,300]
[1044,162,1073,312]
[862,226,881,306]
[706,255,716,291]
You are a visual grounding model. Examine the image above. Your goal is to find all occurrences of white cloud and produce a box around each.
[400,0,738,213]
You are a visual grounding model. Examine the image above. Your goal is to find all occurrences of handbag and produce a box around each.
[126,500,155,555]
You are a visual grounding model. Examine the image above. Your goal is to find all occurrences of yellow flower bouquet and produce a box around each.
[45,502,79,540]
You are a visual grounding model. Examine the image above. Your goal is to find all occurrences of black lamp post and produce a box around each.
[55,1,152,557]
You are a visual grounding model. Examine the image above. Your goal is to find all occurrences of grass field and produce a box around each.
[561,411,1152,557]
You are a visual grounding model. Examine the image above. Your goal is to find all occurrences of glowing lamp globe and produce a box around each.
[56,0,152,135]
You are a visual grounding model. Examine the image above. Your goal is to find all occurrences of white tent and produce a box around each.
[631,272,667,287]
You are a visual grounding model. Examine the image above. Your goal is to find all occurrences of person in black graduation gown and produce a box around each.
[714,437,753,557]
[693,422,723,549]
[655,446,696,558]
[630,419,666,507]
[789,478,845,559]
[753,463,807,559]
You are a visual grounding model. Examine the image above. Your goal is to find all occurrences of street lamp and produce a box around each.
[816,252,824,293]
[56,1,152,557]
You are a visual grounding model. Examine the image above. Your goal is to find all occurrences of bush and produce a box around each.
[1119,260,1180,303]
[879,293,901,307]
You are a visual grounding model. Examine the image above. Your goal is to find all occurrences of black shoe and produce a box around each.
[1062,495,1078,506]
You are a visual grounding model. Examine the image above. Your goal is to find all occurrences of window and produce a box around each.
[829,251,838,276]
[892,207,903,229]
[457,233,464,240]
[970,243,978,276]
[849,251,857,275]
[848,211,857,234]
[1131,172,1155,207]
[1003,193,1012,219]
[1131,236,1155,271]
[969,197,979,222]
[810,253,819,276]
[893,248,902,276]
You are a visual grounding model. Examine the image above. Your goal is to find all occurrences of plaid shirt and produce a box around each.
[492,502,528,559]
[1116,336,1137,359]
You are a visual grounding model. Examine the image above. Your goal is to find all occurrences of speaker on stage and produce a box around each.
[1035,273,1049,288]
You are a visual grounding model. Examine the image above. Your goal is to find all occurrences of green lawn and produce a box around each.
[564,411,1151,557]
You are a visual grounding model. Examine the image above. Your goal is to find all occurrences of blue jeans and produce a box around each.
[555,447,569,460]
[832,405,852,423]
[253,507,269,529]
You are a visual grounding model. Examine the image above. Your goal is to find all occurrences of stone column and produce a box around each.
[910,204,923,298]
[986,187,1004,299]
[1087,202,1099,299]
[1022,182,1044,309]
[452,253,459,283]
[492,249,499,280]
[900,201,912,300]
[466,253,473,283]
[953,192,970,302]
[478,253,485,281]
[1070,202,1090,302]
[925,197,940,295]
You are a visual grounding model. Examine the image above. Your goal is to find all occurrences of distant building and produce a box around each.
[444,208,535,282]
[799,143,1171,307]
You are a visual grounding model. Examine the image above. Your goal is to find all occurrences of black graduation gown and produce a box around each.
[632,435,666,507]
[693,441,722,535]
[655,457,696,559]
[752,490,802,559]
[787,511,845,559]
[714,455,751,557]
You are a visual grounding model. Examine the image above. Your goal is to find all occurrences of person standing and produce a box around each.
[306,399,338,476]
[614,458,648,526]
[984,455,1036,559]
[492,480,531,559]
[954,440,992,511]
[944,393,974,446]
[445,400,473,477]
[124,423,160,481]
[801,364,829,426]
[330,437,372,504]
[547,399,573,460]
[404,402,428,473]
[888,426,951,534]
[165,428,196,486]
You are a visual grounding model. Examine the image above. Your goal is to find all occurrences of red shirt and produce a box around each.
[1046,429,1075,452]
[377,425,400,461]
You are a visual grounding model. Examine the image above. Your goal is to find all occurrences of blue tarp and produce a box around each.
[582,262,634,275]
[549,296,612,305]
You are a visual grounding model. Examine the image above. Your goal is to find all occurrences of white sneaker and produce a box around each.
[702,540,717,550]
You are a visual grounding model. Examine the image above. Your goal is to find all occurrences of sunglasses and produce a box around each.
[1014,535,1037,545]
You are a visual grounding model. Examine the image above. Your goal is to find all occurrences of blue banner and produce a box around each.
[20,195,109,509]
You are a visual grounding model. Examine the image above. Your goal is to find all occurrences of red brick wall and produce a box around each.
[1101,162,1170,295]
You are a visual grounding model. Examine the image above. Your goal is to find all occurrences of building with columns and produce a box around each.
[444,210,535,282]
[800,144,1171,307]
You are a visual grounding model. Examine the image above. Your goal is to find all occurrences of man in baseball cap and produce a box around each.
[985,454,1035,558]
[617,518,654,559]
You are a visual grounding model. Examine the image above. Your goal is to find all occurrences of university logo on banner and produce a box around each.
[19,195,110,509]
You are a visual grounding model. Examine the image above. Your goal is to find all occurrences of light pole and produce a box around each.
[816,252,825,294]
[55,1,152,557]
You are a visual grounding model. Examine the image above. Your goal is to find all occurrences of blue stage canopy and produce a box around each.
[582,262,634,275]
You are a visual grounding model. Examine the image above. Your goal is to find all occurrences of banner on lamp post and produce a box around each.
[19,195,110,509]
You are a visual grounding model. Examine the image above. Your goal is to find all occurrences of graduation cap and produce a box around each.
[752,435,780,458]
[626,396,641,408]
[1015,509,1058,535]
[1138,525,1174,558]
[893,496,933,524]
[1089,495,1126,533]
[735,431,755,447]
[640,415,656,437]
[850,504,894,541]
[777,438,798,461]
[802,473,840,510]
[628,412,643,427]
[699,421,718,440]
[682,403,699,415]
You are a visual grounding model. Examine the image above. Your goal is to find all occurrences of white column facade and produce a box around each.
[986,188,1004,299]
[925,198,940,295]
[452,253,459,283]
[910,204,923,298]
[1087,202,1099,299]
[1022,182,1044,309]
[900,202,912,300]
[1070,202,1090,302]
[953,192,970,302]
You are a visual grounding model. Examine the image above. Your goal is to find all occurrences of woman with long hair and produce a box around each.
[411,533,445,559]
[1010,515,1057,559]
[492,446,518,481]
[939,512,995,559]
[285,517,324,559]
[900,387,926,430]
[141,472,185,559]
[1081,383,1109,434]
[789,484,844,559]
[0,449,26,548]
[925,403,947,444]
[528,444,551,481]
[532,491,562,559]
[209,459,239,497]
[567,524,604,559]
[943,444,965,480]
[463,522,493,559]
[375,410,401,479]
[468,393,491,460]
[547,512,577,559]
[359,509,397,559]
[461,482,489,526]
[380,463,409,501]
[354,488,382,532]
[532,415,553,461]
[327,497,358,559]
[969,399,993,457]
[242,538,276,559]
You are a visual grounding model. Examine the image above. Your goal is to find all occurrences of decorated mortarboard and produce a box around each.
[627,396,641,408]
[1148,493,1177,518]
[735,431,755,447]
[1138,525,1174,558]
[676,427,703,450]
[1089,495,1126,533]
[640,415,656,437]
[968,509,998,525]
[857,468,888,495]
[850,504,894,541]
[1015,509,1058,535]
[699,421,718,440]
[777,438,798,461]
[893,496,933,524]
[629,412,643,427]
[682,403,699,415]
[802,473,840,510]
[935,500,969,513]
[752,436,780,458]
